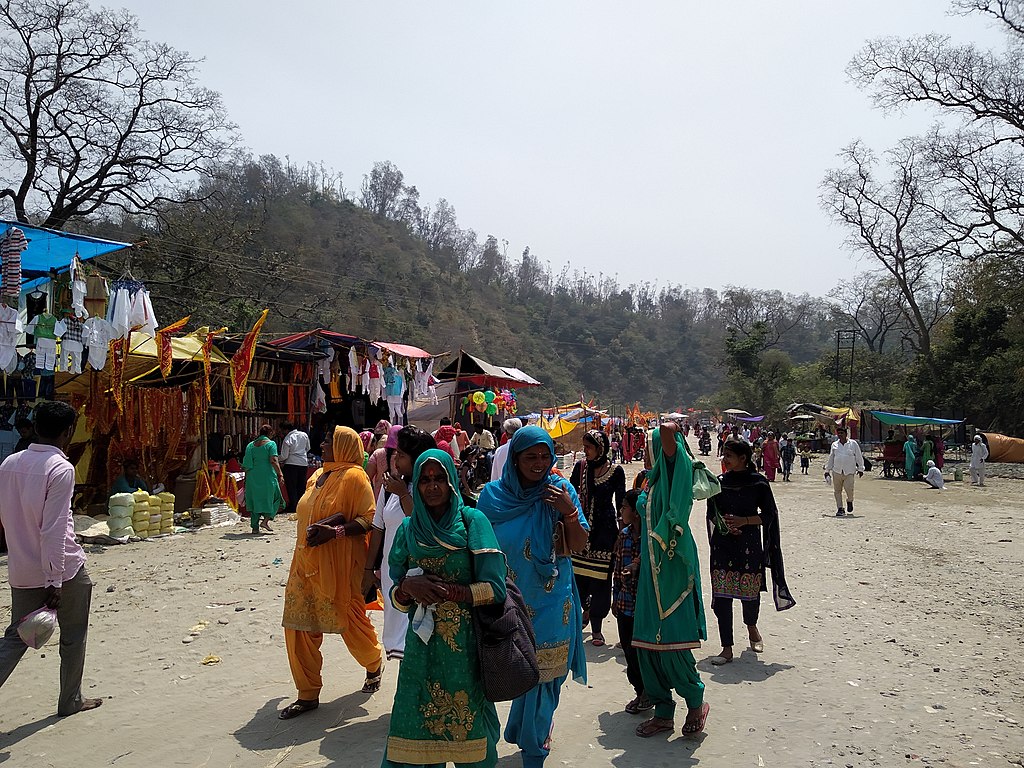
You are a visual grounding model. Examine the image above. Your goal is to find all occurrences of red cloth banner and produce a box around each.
[155,315,190,378]
[230,310,269,408]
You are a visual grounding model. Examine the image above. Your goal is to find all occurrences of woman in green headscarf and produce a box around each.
[633,422,710,739]
[382,449,508,767]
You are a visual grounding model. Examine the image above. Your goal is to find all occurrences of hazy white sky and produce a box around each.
[119,1,1004,295]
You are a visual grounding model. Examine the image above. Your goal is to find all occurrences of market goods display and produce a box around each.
[158,492,175,534]
[106,492,135,538]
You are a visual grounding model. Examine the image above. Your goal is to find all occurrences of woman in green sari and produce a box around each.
[242,424,285,534]
[633,422,710,739]
[383,449,508,767]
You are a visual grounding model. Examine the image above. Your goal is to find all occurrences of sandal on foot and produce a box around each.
[710,655,732,666]
[749,639,764,653]
[362,663,384,694]
[681,702,710,737]
[260,520,273,533]
[636,717,674,738]
[279,700,319,719]
[625,695,654,714]
[592,633,605,647]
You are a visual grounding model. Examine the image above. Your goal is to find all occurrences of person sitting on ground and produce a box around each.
[110,458,149,496]
[922,460,944,490]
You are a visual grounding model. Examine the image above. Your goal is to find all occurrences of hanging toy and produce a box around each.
[472,391,486,405]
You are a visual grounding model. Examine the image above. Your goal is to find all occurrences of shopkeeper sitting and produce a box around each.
[111,459,149,496]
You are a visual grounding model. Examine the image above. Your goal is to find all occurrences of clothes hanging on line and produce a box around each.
[1,227,28,299]
[0,304,22,374]
[83,316,115,370]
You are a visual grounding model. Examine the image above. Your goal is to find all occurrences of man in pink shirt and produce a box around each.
[0,401,102,716]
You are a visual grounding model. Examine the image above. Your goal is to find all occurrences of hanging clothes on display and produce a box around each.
[70,254,88,318]
[83,316,115,370]
[24,288,47,346]
[26,313,66,372]
[1,226,28,299]
[383,362,405,423]
[107,278,157,338]
[0,304,22,374]
[348,346,359,393]
[60,315,85,374]
[84,273,109,319]
[317,346,334,382]
[367,354,382,403]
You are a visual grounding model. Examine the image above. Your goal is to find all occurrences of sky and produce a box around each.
[116,1,1006,295]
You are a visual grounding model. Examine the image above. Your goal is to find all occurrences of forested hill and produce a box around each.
[90,156,841,411]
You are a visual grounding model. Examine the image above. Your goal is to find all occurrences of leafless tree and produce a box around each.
[821,140,952,359]
[846,2,1024,259]
[0,0,237,228]
[826,271,906,353]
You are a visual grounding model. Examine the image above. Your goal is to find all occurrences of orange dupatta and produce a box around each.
[282,427,376,633]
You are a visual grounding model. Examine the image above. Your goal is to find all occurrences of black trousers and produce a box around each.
[711,595,761,648]
[616,614,644,695]
[576,573,612,635]
[281,464,307,515]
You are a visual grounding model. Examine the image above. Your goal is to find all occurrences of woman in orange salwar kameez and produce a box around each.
[279,426,384,720]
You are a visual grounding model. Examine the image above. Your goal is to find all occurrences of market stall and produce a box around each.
[434,349,539,428]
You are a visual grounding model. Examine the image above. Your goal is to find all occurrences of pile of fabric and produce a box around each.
[131,491,151,538]
[106,493,136,538]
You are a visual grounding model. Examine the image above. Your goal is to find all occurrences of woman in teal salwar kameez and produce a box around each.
[476,426,590,768]
[633,422,710,739]
[383,449,508,768]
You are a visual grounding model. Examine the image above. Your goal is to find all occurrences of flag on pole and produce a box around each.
[230,310,269,408]
[155,316,190,378]
[200,326,228,406]
[109,336,129,412]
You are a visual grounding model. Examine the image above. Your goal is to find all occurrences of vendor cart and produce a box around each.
[880,441,905,478]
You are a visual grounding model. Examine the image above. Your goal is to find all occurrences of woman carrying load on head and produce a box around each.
[476,426,590,768]
[278,426,384,720]
[633,421,710,739]
[381,449,508,767]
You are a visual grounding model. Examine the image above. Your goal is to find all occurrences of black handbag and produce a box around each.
[462,510,540,702]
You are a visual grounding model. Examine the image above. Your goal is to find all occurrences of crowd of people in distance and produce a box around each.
[7,404,996,766]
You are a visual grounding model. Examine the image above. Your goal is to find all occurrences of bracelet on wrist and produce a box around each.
[335,525,346,538]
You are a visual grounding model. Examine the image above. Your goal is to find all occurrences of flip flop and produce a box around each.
[279,700,319,719]
[749,639,764,653]
[681,702,710,737]
[636,717,674,738]
[710,655,732,666]
[362,663,384,694]
[625,695,654,714]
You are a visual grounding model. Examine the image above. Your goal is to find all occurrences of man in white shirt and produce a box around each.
[923,460,944,490]
[278,422,311,515]
[490,418,523,481]
[970,434,989,486]
[823,425,865,517]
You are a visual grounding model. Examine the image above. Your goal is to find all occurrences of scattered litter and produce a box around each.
[201,655,221,665]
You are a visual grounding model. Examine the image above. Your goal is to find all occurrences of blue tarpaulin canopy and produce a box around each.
[1,220,131,284]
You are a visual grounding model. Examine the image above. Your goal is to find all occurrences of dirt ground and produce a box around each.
[2,441,1023,768]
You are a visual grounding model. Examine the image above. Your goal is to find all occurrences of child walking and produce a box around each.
[612,489,651,714]
[799,446,811,475]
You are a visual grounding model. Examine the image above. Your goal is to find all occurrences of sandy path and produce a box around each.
[2,442,1023,767]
